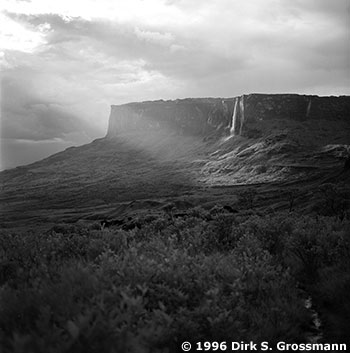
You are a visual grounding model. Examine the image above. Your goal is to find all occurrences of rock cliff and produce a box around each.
[106,94,350,139]
[107,98,234,138]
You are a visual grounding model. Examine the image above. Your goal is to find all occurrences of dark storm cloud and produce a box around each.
[4,11,250,81]
[5,2,349,87]
[1,77,96,141]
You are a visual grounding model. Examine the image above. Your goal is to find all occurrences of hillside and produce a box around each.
[1,94,349,229]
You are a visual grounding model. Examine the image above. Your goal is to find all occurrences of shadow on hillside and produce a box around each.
[0,128,208,228]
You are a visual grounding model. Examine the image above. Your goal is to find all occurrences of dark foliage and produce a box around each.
[1,210,349,352]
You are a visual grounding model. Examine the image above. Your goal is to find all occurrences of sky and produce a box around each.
[0,0,349,170]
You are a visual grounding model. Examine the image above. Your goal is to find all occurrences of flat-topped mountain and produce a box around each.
[107,94,350,138]
[1,93,349,228]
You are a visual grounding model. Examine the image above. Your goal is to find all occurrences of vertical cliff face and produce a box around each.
[106,94,350,139]
[241,94,350,122]
[106,98,234,138]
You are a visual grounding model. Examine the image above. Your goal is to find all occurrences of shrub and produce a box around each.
[1,212,349,351]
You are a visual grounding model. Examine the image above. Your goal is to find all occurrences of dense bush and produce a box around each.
[0,211,349,352]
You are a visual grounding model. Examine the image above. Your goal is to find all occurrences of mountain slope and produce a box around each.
[1,93,349,228]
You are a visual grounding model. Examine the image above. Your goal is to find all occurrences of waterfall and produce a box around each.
[306,98,312,118]
[239,95,245,135]
[230,98,239,136]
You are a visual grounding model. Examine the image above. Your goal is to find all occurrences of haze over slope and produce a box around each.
[107,94,350,184]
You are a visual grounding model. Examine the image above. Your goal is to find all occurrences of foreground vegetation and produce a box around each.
[1,210,350,352]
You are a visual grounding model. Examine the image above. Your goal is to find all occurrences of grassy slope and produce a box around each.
[1,117,349,229]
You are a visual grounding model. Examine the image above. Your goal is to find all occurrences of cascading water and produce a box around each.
[306,98,312,118]
[239,95,245,135]
[230,98,239,136]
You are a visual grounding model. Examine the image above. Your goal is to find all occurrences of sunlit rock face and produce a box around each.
[106,94,350,139]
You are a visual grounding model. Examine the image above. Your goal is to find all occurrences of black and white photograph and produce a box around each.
[0,0,350,352]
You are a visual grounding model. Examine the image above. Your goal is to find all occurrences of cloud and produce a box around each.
[135,27,174,46]
[0,12,47,52]
[0,0,349,169]
[1,77,96,141]
[4,2,349,84]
